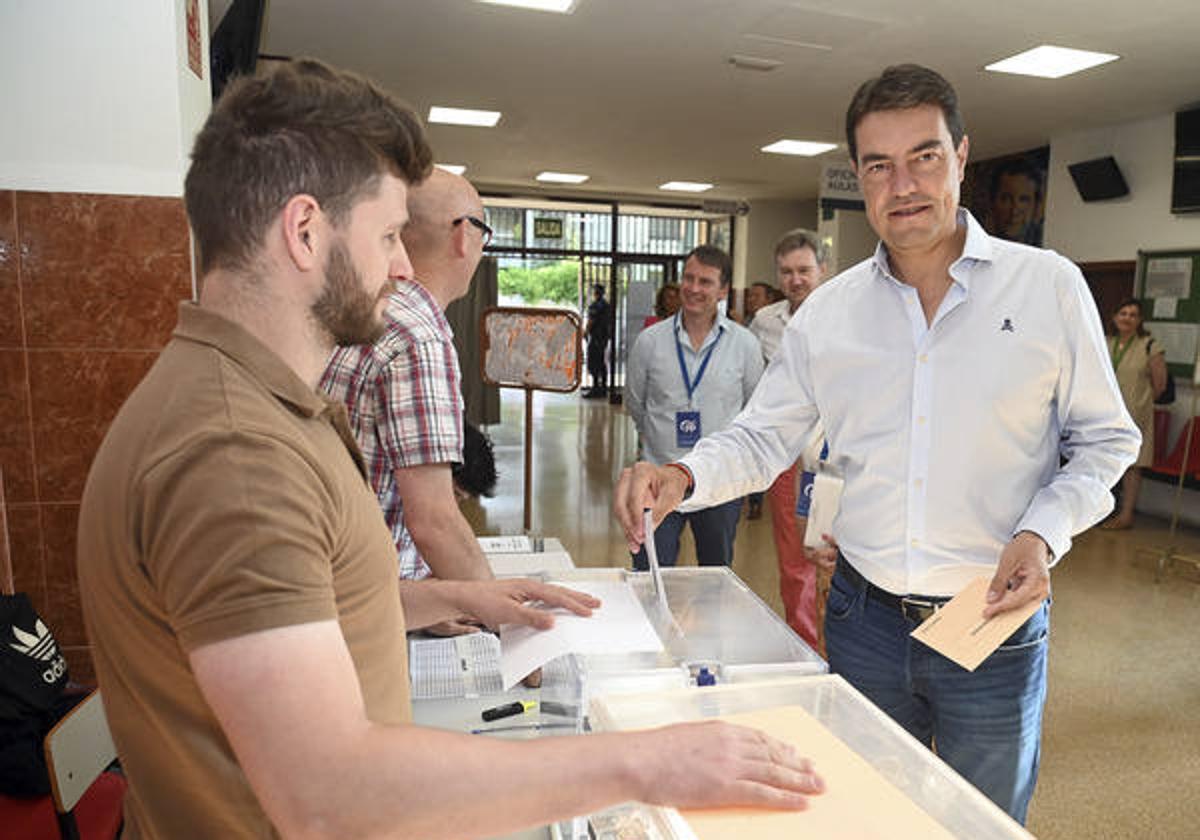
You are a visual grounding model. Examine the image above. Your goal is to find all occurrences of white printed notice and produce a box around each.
[477,535,534,554]
[1143,257,1192,299]
[499,579,663,689]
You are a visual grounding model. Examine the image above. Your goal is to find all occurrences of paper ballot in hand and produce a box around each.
[643,508,670,614]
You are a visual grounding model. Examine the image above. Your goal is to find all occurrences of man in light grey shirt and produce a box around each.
[625,245,764,569]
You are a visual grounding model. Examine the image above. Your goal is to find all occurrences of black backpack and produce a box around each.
[0,542,78,797]
[1149,339,1175,405]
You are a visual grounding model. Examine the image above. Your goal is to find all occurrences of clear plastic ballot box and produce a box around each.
[549,566,826,700]
[588,675,1034,840]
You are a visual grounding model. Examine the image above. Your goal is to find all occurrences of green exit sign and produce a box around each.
[534,217,564,239]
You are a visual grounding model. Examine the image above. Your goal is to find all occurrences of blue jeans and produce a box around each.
[632,498,743,570]
[825,560,1049,824]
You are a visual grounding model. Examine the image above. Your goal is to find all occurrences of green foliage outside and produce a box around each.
[499,260,580,305]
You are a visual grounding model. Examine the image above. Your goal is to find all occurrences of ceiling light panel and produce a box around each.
[762,140,838,156]
[428,106,502,127]
[435,164,466,175]
[985,45,1119,79]
[477,0,579,13]
[536,172,589,183]
[659,181,714,193]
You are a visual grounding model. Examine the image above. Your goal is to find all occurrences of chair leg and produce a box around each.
[56,810,81,840]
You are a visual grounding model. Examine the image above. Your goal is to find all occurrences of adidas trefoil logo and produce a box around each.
[11,619,58,662]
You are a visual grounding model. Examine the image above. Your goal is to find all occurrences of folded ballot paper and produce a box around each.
[499,579,664,690]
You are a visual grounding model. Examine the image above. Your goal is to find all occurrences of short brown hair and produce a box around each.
[774,228,829,265]
[185,58,433,274]
[685,245,732,287]
[845,64,965,165]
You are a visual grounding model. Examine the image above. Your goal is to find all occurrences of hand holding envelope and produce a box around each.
[910,577,1044,672]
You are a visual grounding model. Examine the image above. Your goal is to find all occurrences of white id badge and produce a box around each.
[803,471,844,549]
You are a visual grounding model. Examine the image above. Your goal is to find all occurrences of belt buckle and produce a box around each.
[900,596,940,623]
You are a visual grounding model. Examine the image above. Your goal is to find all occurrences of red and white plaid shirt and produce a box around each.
[320,280,463,580]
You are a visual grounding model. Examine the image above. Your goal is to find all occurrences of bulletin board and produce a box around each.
[1135,249,1200,382]
[479,307,582,392]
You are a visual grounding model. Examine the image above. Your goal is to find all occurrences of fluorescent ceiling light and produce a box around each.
[762,139,838,157]
[435,164,466,175]
[536,171,589,184]
[428,106,502,127]
[659,181,714,193]
[985,45,1119,79]
[477,0,579,12]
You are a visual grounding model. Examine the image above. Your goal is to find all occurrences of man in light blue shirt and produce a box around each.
[615,65,1138,823]
[625,245,764,569]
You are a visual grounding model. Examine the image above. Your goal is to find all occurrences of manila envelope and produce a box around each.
[909,576,1042,672]
[678,705,956,840]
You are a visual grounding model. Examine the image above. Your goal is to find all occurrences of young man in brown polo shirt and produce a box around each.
[77,59,822,839]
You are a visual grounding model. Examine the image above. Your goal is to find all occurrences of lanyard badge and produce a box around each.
[672,315,722,449]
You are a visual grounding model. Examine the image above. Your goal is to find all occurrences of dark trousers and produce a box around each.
[632,498,743,570]
[586,338,607,389]
[825,558,1049,823]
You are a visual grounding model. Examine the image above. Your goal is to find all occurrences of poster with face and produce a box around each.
[964,146,1050,247]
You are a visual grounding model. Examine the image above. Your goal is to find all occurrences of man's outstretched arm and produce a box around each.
[191,620,824,840]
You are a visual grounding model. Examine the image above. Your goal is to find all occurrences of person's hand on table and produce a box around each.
[614,462,689,552]
[983,530,1051,619]
[637,720,824,810]
[424,617,484,637]
[445,578,600,631]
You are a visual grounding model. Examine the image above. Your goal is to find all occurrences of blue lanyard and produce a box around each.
[674,314,723,404]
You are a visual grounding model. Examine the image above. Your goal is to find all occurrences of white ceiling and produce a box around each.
[254,0,1200,204]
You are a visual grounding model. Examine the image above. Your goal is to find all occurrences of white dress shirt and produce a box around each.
[626,313,764,465]
[679,211,1140,596]
[749,299,795,361]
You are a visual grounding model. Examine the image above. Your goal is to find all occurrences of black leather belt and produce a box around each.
[837,555,949,623]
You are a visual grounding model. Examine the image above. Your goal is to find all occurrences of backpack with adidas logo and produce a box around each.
[1,496,76,797]
[0,593,71,723]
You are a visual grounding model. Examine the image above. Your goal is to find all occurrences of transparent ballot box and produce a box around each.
[551,566,826,700]
[588,675,1034,840]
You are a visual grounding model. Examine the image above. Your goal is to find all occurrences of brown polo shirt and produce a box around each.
[78,303,410,839]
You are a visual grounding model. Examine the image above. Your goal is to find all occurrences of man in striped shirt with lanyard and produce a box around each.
[624,245,764,569]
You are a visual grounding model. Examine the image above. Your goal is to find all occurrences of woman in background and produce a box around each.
[1103,298,1167,529]
[643,283,680,327]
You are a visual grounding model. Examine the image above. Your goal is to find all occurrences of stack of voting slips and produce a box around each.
[408,633,503,700]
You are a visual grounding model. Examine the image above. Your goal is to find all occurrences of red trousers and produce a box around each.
[768,462,819,650]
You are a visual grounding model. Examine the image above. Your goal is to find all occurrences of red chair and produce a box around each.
[1151,416,1200,478]
[1153,407,1172,466]
[0,691,126,840]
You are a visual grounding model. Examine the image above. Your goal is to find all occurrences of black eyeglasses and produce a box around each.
[453,214,493,247]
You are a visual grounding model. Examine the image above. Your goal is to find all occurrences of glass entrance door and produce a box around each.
[611,257,679,396]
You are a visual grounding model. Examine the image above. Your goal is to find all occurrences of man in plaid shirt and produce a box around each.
[322,169,493,588]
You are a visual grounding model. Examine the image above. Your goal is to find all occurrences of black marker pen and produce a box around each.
[481,699,535,722]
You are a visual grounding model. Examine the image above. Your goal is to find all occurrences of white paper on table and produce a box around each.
[499,579,664,689]
[643,509,670,614]
[477,535,534,554]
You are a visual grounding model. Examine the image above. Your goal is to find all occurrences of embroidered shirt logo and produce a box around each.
[10,619,58,662]
[1000,318,1015,333]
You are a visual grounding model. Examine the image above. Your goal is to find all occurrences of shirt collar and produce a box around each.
[172,302,334,419]
[870,208,993,292]
[386,278,453,336]
[674,311,727,349]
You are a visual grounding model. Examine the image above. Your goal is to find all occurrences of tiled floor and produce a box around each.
[466,389,1200,839]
